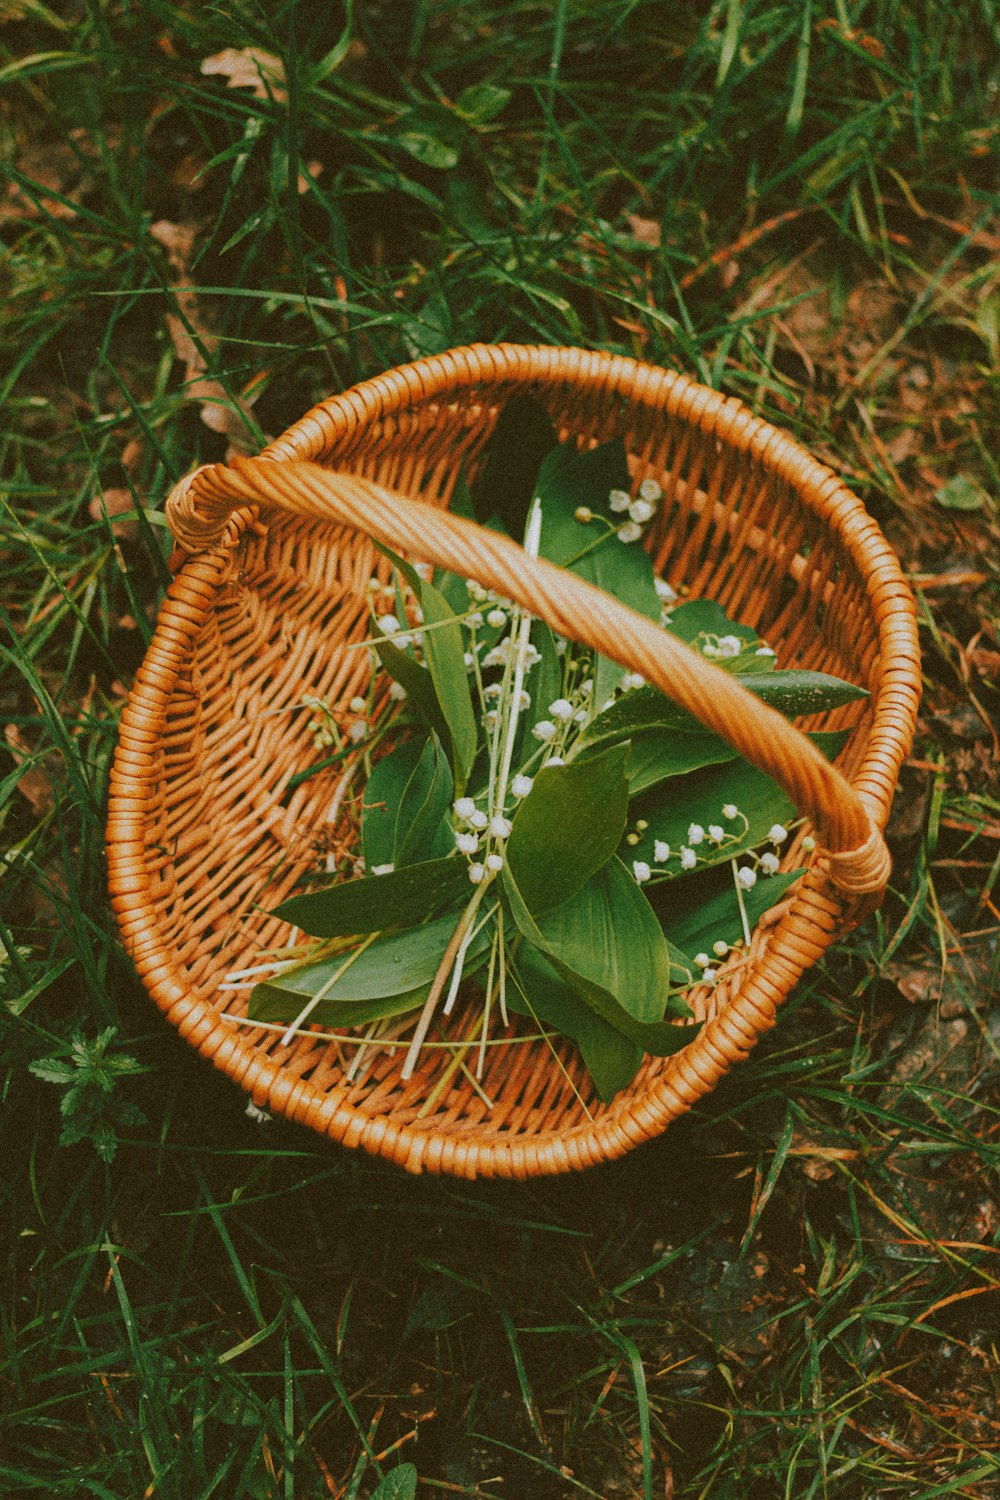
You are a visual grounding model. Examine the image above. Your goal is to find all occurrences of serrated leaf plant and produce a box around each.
[239,403,868,1103]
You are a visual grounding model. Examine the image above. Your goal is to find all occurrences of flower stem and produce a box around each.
[400,879,490,1080]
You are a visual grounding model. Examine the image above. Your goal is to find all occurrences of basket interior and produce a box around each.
[138,376,881,1154]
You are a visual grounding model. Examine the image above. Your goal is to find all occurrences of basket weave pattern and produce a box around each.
[107,345,920,1177]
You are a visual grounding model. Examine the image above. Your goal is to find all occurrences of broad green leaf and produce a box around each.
[534,438,661,706]
[470,394,558,536]
[272,857,469,939]
[369,1464,418,1500]
[502,857,698,1055]
[740,670,868,716]
[507,945,644,1102]
[394,734,454,867]
[505,742,630,915]
[533,856,671,1023]
[664,599,760,652]
[628,730,848,877]
[417,576,478,795]
[363,738,424,869]
[663,868,804,960]
[614,729,738,794]
[248,910,491,1022]
[250,980,430,1032]
[376,639,452,750]
[455,83,512,123]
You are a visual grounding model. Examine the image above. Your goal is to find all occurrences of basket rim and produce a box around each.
[107,343,921,1178]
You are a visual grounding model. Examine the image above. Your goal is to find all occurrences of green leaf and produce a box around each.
[505,742,630,914]
[369,1465,418,1500]
[936,474,990,512]
[455,83,512,123]
[613,729,738,794]
[502,857,697,1056]
[664,599,760,652]
[741,670,868,716]
[628,730,848,877]
[271,857,469,939]
[416,577,478,796]
[376,639,452,750]
[394,734,454,867]
[664,868,805,960]
[376,543,478,796]
[533,857,671,1024]
[534,438,661,704]
[248,912,491,1028]
[363,738,424,869]
[470,394,558,536]
[508,946,644,1102]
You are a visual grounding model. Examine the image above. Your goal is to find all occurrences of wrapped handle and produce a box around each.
[166,457,890,900]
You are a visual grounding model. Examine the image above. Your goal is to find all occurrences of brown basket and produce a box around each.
[107,344,920,1178]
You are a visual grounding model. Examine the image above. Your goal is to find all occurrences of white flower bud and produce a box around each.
[376,613,400,634]
[545,755,564,767]
[632,861,652,883]
[617,520,642,544]
[511,774,533,798]
[760,852,780,876]
[608,488,631,513]
[702,968,717,983]
[468,863,485,884]
[694,952,710,969]
[455,832,479,855]
[756,645,776,657]
[485,853,504,873]
[348,721,367,742]
[388,681,407,700]
[469,809,488,831]
[548,697,574,721]
[466,610,483,628]
[454,797,477,819]
[489,815,512,839]
[801,834,816,851]
[621,672,645,692]
[708,824,725,844]
[484,681,502,700]
[638,478,662,503]
[722,804,739,819]
[712,940,729,958]
[687,823,706,845]
[628,498,656,524]
[653,840,670,862]
[349,696,367,713]
[736,866,757,890]
[680,847,697,869]
[574,506,593,523]
[654,577,677,603]
[768,824,788,844]
[486,607,507,628]
[371,863,394,876]
[717,635,743,658]
[532,719,557,741]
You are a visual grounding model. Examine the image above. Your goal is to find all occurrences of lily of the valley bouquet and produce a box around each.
[241,401,866,1102]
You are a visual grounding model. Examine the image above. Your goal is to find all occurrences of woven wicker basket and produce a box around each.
[107,344,920,1178]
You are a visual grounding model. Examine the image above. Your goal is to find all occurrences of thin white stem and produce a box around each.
[278,930,380,1048]
[218,1012,548,1047]
[493,497,542,818]
[400,879,489,1079]
[732,857,753,947]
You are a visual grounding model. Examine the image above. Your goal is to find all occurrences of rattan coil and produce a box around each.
[107,344,920,1177]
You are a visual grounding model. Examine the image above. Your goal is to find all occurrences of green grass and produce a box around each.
[2,1,999,1495]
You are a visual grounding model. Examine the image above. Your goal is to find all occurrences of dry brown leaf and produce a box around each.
[5,725,55,816]
[88,486,139,541]
[200,47,286,101]
[149,220,258,449]
[626,214,661,248]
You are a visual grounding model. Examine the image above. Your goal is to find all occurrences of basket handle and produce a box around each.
[166,458,891,902]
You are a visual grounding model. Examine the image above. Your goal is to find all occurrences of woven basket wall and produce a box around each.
[107,344,920,1178]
